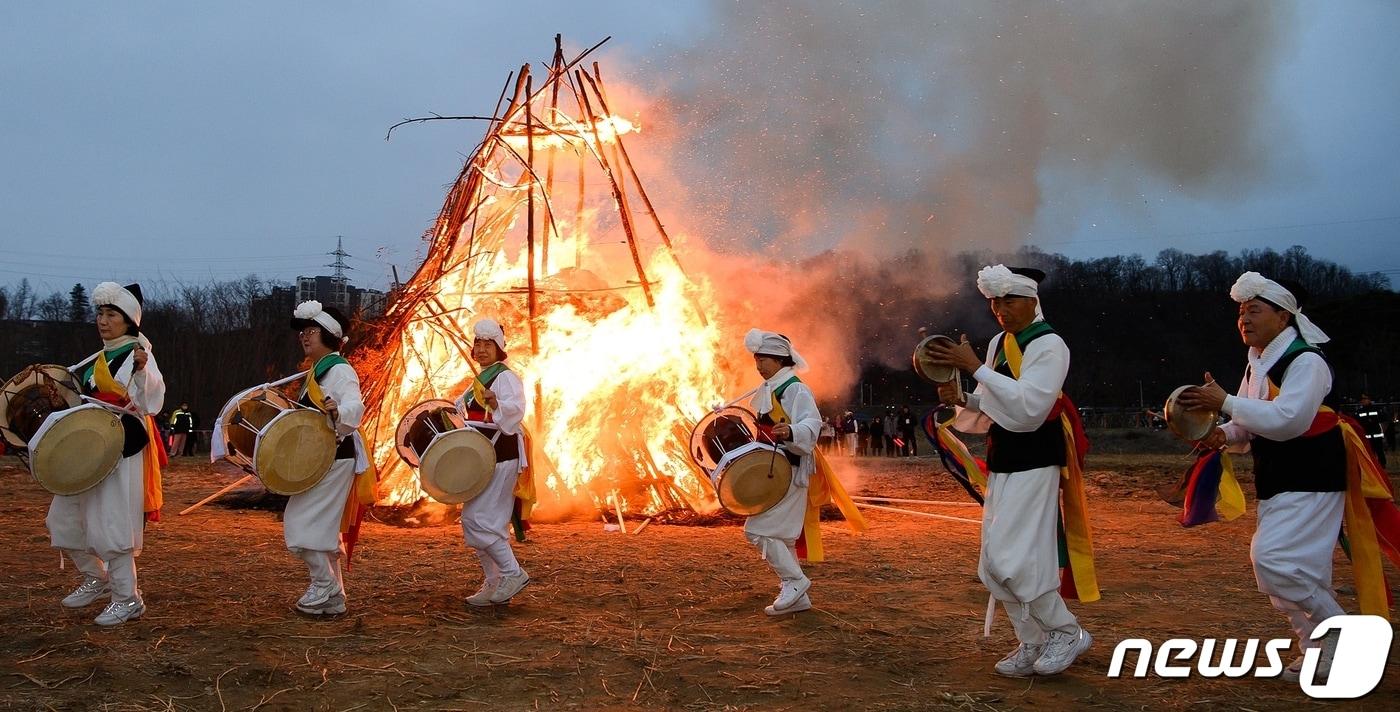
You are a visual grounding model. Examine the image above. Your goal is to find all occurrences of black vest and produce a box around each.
[984,328,1067,473]
[1250,343,1346,500]
[464,368,521,462]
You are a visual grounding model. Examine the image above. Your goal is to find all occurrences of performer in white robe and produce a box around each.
[1176,273,1346,681]
[925,265,1092,677]
[285,301,368,616]
[455,318,531,607]
[743,329,822,616]
[47,281,165,626]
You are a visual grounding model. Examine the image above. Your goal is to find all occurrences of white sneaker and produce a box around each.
[297,592,346,616]
[94,600,145,626]
[1281,656,1305,682]
[489,570,530,604]
[772,577,811,611]
[994,642,1046,678]
[1033,628,1092,675]
[764,593,812,616]
[466,579,498,607]
[62,577,110,608]
[297,583,334,608]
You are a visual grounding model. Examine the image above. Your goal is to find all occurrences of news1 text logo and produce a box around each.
[1106,615,1392,699]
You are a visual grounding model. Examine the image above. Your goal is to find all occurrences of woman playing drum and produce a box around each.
[46,282,165,626]
[284,301,373,616]
[457,318,531,607]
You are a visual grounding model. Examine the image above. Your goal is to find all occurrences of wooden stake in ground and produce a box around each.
[179,475,255,516]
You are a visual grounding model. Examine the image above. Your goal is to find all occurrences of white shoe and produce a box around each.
[1281,656,1305,682]
[772,577,811,611]
[489,570,530,604]
[297,583,334,608]
[1033,628,1092,675]
[764,593,812,616]
[94,600,145,626]
[466,579,498,607]
[62,577,110,608]
[994,642,1046,678]
[297,592,346,616]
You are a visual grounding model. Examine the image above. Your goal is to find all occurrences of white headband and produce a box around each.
[1229,272,1330,345]
[744,328,809,371]
[293,300,344,339]
[92,282,142,326]
[473,318,507,353]
[975,264,1039,299]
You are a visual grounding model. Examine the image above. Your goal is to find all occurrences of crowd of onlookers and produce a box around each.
[817,406,927,457]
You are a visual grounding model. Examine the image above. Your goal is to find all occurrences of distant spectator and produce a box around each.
[870,416,885,457]
[818,417,835,453]
[842,411,858,455]
[1356,394,1388,468]
[169,403,194,457]
[898,406,917,457]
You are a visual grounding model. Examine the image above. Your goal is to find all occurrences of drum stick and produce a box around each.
[718,385,761,410]
[178,474,255,515]
[851,501,980,524]
[848,495,981,507]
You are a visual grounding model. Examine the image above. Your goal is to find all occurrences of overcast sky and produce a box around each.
[2,1,1397,298]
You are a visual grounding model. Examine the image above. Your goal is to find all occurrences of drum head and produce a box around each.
[1165,385,1217,441]
[395,399,462,468]
[0,364,82,449]
[29,404,124,495]
[420,427,497,505]
[714,442,793,516]
[689,407,760,471]
[253,409,337,495]
[913,335,958,384]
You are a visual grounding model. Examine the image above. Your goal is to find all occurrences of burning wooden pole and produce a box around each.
[575,68,654,308]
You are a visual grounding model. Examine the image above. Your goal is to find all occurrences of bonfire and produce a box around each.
[360,37,739,522]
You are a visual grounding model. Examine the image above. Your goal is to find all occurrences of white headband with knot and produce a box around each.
[1229,271,1330,345]
[93,282,142,326]
[976,264,1045,321]
[294,300,345,340]
[975,264,1039,299]
[473,318,507,353]
[744,328,809,371]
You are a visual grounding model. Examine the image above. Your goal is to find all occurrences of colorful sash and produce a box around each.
[920,408,987,504]
[1177,450,1247,527]
[89,344,166,522]
[465,361,537,541]
[764,377,867,562]
[1261,377,1399,619]
[1001,330,1100,603]
[306,353,378,566]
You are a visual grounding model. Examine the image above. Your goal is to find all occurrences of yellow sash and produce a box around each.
[1265,380,1390,619]
[92,351,163,516]
[306,366,378,533]
[1003,334,1100,602]
[769,388,867,563]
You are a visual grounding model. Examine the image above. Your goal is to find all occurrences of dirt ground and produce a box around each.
[1,446,1398,711]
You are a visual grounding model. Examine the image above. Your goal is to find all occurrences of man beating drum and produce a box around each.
[284,301,375,616]
[46,282,166,626]
[456,318,531,607]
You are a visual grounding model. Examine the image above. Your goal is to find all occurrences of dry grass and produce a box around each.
[0,455,1396,711]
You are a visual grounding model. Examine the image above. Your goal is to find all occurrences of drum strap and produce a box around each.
[467,362,509,412]
[1000,327,1099,603]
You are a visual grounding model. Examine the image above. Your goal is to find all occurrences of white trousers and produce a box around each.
[980,466,1079,643]
[461,458,522,579]
[1252,491,1346,649]
[745,480,809,583]
[284,458,356,553]
[47,452,146,604]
